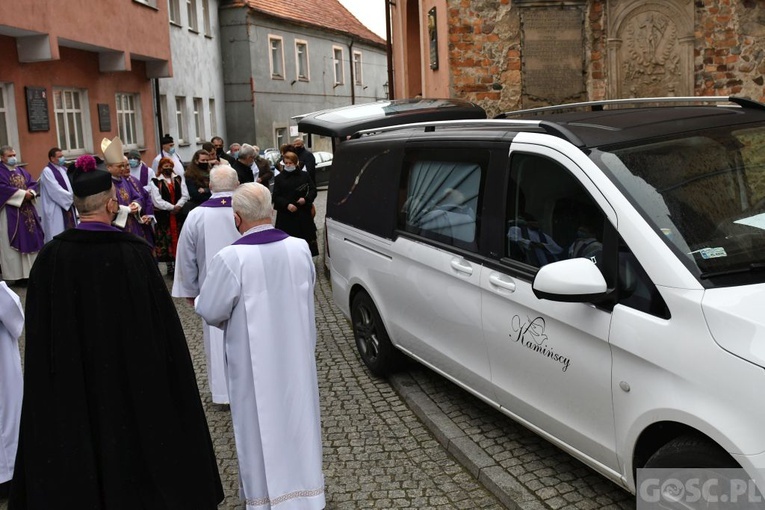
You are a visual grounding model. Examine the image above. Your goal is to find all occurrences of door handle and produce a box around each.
[489,272,516,292]
[450,257,473,276]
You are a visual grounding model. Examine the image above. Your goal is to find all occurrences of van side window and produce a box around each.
[507,153,606,269]
[617,237,671,319]
[399,150,486,250]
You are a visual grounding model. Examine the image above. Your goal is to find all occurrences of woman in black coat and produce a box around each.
[272,151,319,256]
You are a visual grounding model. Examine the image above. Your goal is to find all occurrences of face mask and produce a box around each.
[6,157,17,166]
[283,164,297,172]
[168,147,176,155]
[232,151,240,160]
[128,159,139,168]
[216,147,224,156]
[197,162,209,171]
[58,156,67,166]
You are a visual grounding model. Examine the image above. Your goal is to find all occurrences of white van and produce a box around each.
[299,97,765,503]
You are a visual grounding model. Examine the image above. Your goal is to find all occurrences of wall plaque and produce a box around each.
[521,8,586,104]
[97,103,111,132]
[25,87,49,132]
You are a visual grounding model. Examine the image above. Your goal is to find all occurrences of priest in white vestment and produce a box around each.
[196,183,325,510]
[39,147,77,243]
[0,281,24,497]
[172,165,240,404]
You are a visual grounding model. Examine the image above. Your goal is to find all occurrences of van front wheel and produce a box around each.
[350,291,400,377]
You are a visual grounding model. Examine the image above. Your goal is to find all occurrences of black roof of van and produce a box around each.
[296,98,487,138]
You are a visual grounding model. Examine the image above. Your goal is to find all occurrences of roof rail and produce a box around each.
[352,118,587,147]
[495,96,765,118]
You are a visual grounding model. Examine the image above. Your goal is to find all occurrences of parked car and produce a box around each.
[313,151,333,186]
[301,96,765,505]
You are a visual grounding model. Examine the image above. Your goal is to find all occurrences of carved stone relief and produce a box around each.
[607,0,694,98]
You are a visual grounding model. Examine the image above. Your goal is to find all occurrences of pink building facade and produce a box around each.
[0,0,172,177]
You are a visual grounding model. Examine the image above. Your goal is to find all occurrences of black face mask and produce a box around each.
[215,147,224,156]
[295,146,305,153]
[197,162,209,171]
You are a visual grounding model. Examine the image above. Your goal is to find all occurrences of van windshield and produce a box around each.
[595,124,765,282]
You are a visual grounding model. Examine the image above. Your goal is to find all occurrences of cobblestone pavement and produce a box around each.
[1,189,636,510]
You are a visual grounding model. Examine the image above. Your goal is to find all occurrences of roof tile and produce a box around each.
[241,0,386,47]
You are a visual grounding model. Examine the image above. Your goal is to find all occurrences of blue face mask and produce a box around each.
[128,159,139,168]
[283,164,297,172]
[58,156,66,166]
[168,147,176,155]
[232,151,240,160]
[6,157,17,166]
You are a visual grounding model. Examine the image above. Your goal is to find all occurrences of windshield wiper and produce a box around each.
[700,262,765,279]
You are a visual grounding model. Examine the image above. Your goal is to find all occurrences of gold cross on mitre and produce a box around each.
[220,198,227,205]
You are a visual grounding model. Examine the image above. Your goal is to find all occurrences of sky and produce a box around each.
[337,0,387,39]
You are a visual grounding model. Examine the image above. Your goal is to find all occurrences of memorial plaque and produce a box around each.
[25,86,49,132]
[97,103,111,132]
[521,8,585,103]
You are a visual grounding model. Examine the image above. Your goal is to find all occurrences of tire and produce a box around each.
[350,291,401,377]
[645,435,738,469]
[643,435,745,510]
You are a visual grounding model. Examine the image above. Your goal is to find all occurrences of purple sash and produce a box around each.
[76,221,121,232]
[140,163,150,188]
[199,195,233,208]
[233,228,288,245]
[47,162,76,229]
[0,162,44,253]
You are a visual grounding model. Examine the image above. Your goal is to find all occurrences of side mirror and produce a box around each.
[533,258,609,303]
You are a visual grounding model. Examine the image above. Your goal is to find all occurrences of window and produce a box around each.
[0,85,9,147]
[168,0,180,24]
[193,97,203,142]
[399,149,485,249]
[353,51,363,86]
[208,98,216,137]
[187,0,198,31]
[269,36,284,79]
[295,41,309,81]
[201,0,211,36]
[506,153,605,269]
[115,93,142,148]
[333,47,344,85]
[159,94,169,136]
[53,88,87,155]
[275,127,287,149]
[134,0,158,8]
[175,96,187,144]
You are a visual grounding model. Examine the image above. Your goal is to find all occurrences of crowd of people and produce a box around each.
[0,135,326,509]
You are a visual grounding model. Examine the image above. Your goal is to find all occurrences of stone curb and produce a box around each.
[389,372,547,510]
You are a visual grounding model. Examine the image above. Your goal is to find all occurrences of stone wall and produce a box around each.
[444,0,765,117]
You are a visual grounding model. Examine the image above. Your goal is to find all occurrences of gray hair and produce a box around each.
[209,164,239,192]
[0,145,14,157]
[73,187,113,215]
[233,182,272,222]
[238,143,256,160]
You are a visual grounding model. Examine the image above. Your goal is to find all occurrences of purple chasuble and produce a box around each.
[199,196,233,208]
[140,163,150,188]
[113,176,145,237]
[0,162,44,253]
[47,162,77,229]
[233,228,289,246]
[76,221,122,232]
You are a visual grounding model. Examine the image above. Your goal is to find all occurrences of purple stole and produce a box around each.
[47,162,77,229]
[139,163,150,188]
[233,228,289,246]
[0,162,44,253]
[199,195,233,208]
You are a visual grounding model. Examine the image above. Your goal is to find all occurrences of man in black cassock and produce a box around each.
[8,155,224,509]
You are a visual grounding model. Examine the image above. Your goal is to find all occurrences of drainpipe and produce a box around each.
[153,78,163,148]
[349,38,356,105]
[385,0,395,100]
